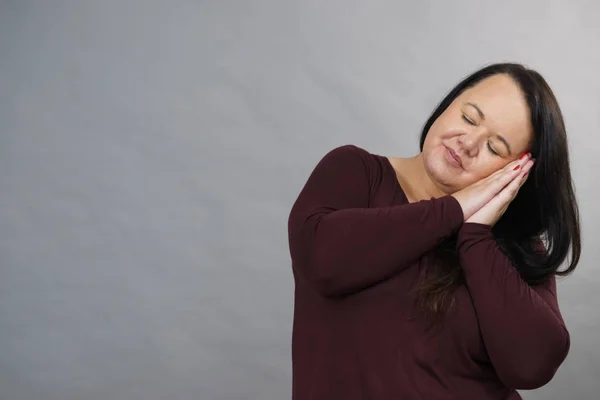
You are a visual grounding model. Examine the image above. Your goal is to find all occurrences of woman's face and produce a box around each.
[422,74,534,193]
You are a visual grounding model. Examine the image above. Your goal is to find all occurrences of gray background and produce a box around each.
[1,1,598,399]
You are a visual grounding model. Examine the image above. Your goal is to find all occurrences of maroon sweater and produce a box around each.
[287,145,570,400]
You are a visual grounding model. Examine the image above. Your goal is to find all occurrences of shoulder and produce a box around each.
[321,144,372,161]
[319,144,388,174]
[318,144,396,199]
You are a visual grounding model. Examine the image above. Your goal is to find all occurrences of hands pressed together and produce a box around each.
[451,153,535,227]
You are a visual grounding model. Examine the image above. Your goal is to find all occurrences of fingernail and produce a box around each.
[513,165,521,170]
[520,153,528,160]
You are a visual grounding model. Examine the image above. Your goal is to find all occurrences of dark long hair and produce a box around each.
[415,63,581,321]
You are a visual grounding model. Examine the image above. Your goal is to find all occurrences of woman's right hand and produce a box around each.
[451,153,532,221]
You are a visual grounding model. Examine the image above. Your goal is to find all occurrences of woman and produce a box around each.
[287,63,580,399]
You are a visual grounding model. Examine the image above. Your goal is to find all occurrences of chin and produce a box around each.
[423,149,464,192]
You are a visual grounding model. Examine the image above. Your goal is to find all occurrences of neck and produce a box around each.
[400,153,449,202]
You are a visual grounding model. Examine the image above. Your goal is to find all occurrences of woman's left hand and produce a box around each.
[465,158,535,226]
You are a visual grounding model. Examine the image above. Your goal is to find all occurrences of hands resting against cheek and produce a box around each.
[451,153,535,227]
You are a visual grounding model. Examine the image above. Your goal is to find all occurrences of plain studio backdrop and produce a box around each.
[1,1,599,399]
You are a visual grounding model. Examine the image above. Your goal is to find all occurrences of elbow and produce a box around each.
[297,261,349,298]
[500,330,570,390]
[291,249,352,298]
[289,232,352,297]
[310,276,347,298]
[502,363,559,390]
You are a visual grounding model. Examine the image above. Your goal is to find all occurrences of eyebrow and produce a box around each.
[466,102,512,155]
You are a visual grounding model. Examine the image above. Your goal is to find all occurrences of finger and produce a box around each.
[485,153,532,180]
[485,160,519,179]
[503,153,532,173]
[492,153,534,187]
[518,159,535,188]
[521,158,535,171]
[487,162,526,194]
[498,163,530,202]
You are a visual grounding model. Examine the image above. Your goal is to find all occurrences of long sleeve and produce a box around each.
[456,222,570,390]
[288,145,464,297]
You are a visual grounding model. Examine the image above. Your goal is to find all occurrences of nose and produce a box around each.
[457,134,478,157]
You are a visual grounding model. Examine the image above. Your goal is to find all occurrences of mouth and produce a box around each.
[445,146,463,168]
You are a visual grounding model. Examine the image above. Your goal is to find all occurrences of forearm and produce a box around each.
[289,195,463,297]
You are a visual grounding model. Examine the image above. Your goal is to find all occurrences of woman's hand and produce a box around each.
[465,158,535,226]
[451,153,533,222]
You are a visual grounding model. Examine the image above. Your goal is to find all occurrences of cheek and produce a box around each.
[423,119,448,146]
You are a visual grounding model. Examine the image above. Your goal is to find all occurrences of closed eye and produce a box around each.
[462,114,475,125]
[487,142,500,156]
